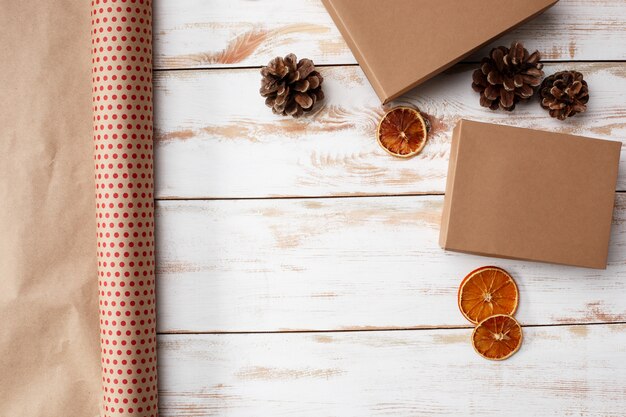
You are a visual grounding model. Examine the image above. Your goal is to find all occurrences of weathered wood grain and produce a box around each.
[155,194,626,333]
[152,2,626,411]
[158,324,626,416]
[154,62,626,199]
[153,0,626,70]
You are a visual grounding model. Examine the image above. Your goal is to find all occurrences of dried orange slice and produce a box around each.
[458,266,518,324]
[472,314,523,361]
[377,106,428,158]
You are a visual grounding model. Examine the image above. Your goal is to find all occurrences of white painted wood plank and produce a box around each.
[158,324,626,417]
[155,195,626,333]
[154,63,626,199]
[153,0,626,69]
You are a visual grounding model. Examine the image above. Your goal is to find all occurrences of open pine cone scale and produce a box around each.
[260,53,324,118]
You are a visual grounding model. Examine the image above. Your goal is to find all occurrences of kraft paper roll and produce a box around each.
[91,1,158,416]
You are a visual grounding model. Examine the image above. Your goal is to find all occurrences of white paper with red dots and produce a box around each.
[91,0,158,415]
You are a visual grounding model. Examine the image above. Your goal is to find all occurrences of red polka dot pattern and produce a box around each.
[91,0,158,416]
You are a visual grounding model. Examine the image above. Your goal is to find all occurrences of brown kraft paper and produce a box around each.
[440,120,621,269]
[322,0,559,103]
[0,0,100,415]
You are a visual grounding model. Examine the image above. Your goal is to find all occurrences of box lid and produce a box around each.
[322,0,558,104]
[440,120,621,269]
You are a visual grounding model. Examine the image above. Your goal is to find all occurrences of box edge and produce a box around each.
[439,119,464,249]
[384,0,559,103]
[598,142,623,269]
[321,0,389,103]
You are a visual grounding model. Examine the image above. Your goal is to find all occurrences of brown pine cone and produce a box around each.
[472,42,544,111]
[539,71,589,120]
[260,53,324,118]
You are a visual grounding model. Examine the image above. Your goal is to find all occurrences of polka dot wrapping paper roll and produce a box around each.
[91,1,158,416]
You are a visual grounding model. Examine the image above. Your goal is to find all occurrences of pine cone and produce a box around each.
[260,54,324,118]
[472,42,544,111]
[539,71,589,120]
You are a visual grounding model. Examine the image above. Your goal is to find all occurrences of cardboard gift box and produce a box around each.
[440,120,621,269]
[322,0,558,104]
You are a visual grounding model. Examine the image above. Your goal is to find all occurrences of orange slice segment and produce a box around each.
[377,106,428,158]
[458,266,519,324]
[472,314,523,361]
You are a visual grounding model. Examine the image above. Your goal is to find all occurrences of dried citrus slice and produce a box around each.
[377,106,428,158]
[458,266,518,324]
[472,314,523,361]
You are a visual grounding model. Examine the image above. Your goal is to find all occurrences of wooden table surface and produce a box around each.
[153,1,626,415]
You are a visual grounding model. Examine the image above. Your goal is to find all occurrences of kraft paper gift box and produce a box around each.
[322,0,559,103]
[439,120,621,269]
